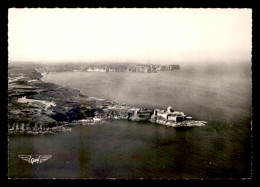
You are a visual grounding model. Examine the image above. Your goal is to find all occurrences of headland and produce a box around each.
[8,63,206,134]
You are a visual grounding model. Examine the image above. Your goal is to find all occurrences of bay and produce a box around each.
[8,63,252,179]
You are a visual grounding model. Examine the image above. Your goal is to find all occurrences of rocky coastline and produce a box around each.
[23,62,180,74]
[8,65,206,135]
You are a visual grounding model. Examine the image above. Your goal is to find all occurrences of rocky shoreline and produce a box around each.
[8,65,206,135]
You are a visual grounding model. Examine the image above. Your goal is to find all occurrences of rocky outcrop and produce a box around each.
[129,108,152,121]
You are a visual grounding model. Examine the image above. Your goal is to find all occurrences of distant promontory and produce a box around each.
[12,62,180,73]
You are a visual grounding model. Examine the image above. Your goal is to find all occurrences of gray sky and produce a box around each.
[8,8,252,64]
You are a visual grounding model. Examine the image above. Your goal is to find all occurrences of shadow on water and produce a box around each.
[8,117,251,179]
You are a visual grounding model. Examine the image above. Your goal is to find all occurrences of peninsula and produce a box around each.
[8,62,206,134]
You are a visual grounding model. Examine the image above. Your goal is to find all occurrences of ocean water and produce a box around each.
[8,63,252,179]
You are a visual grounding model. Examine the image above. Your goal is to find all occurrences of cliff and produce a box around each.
[10,62,180,73]
[80,64,180,73]
[8,65,99,134]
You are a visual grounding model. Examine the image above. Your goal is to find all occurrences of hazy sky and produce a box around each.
[8,8,252,64]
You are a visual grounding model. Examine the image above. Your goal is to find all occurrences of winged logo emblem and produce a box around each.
[18,155,52,165]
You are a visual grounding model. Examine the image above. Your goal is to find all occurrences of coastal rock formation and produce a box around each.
[129,108,152,121]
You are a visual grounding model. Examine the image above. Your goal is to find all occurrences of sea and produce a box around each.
[8,62,252,179]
